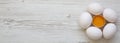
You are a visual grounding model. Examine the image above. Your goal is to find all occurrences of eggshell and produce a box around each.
[87,3,104,15]
[103,23,117,39]
[86,27,102,40]
[103,8,117,22]
[79,12,92,29]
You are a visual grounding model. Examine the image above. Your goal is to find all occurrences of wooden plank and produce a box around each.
[0,0,120,43]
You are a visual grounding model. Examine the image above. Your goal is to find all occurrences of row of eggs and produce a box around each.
[79,3,117,40]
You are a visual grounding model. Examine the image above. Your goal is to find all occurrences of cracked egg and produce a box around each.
[79,3,118,40]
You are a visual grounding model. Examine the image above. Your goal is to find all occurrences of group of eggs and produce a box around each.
[79,3,118,40]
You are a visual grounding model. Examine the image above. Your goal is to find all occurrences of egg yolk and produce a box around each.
[92,15,106,28]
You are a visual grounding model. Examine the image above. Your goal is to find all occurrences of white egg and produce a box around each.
[87,3,104,15]
[103,23,117,39]
[79,12,92,29]
[103,8,117,22]
[86,27,102,40]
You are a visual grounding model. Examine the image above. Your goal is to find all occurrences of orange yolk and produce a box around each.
[92,15,106,28]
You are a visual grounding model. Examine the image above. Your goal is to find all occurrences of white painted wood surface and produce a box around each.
[0,0,120,43]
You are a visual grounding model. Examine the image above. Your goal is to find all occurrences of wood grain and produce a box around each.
[0,0,120,43]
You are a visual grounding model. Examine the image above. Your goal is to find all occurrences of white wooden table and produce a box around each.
[0,0,120,43]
